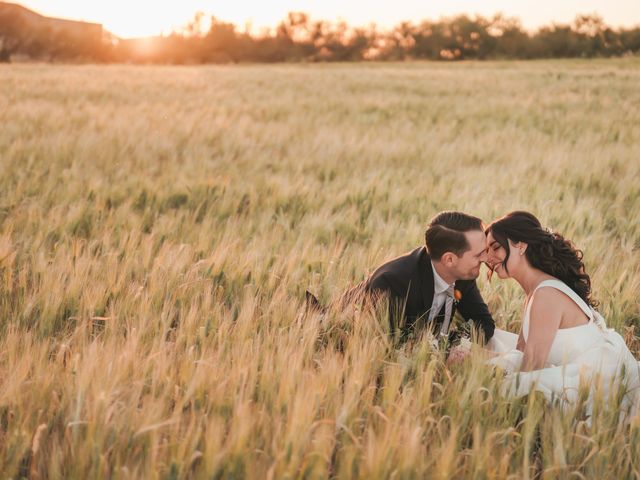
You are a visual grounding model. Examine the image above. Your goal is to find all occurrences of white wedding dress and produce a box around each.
[487,279,640,419]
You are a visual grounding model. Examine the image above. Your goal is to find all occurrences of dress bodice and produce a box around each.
[523,279,604,366]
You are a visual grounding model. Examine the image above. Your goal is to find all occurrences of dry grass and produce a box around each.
[1,59,640,478]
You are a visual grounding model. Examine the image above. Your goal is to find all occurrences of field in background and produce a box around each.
[1,60,640,478]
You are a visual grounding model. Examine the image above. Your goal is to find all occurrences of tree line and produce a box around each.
[2,10,640,63]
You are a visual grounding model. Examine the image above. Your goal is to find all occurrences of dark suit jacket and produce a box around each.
[343,246,495,343]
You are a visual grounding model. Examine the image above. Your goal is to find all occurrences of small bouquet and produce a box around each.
[447,336,472,365]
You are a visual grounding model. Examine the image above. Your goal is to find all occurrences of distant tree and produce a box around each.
[384,21,414,60]
[573,14,624,56]
[620,27,640,54]
[273,12,316,60]
[203,18,240,62]
[488,15,531,59]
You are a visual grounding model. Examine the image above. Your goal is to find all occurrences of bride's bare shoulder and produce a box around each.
[531,285,586,324]
[529,287,564,321]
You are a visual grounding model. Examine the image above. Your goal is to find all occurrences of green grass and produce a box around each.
[1,59,640,478]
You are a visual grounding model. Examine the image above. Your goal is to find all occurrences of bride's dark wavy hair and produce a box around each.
[486,211,597,307]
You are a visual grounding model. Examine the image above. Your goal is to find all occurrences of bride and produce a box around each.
[483,211,640,418]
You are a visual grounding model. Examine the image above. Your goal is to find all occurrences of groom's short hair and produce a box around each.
[425,211,484,260]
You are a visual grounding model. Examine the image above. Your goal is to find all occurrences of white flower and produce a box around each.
[458,337,472,352]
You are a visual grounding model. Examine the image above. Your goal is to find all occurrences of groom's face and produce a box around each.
[450,230,488,280]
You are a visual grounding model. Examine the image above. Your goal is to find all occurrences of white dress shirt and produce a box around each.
[429,261,456,334]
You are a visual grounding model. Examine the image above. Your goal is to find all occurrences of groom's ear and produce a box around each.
[441,252,456,266]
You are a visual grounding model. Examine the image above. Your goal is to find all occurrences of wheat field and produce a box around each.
[1,59,640,479]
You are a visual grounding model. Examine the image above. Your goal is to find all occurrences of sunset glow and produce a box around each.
[20,0,640,38]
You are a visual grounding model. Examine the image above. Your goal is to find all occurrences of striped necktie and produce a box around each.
[439,285,455,337]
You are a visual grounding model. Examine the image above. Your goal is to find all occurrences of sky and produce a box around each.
[21,0,640,38]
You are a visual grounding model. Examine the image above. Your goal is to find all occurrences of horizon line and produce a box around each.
[9,1,640,40]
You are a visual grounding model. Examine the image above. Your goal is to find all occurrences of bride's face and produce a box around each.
[486,232,522,279]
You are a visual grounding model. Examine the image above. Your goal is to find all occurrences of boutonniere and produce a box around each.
[453,289,462,304]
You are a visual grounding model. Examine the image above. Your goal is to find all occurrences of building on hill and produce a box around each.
[0,2,105,61]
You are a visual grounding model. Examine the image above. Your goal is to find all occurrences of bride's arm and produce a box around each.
[520,289,562,372]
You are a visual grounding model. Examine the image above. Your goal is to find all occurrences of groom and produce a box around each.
[341,211,495,343]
